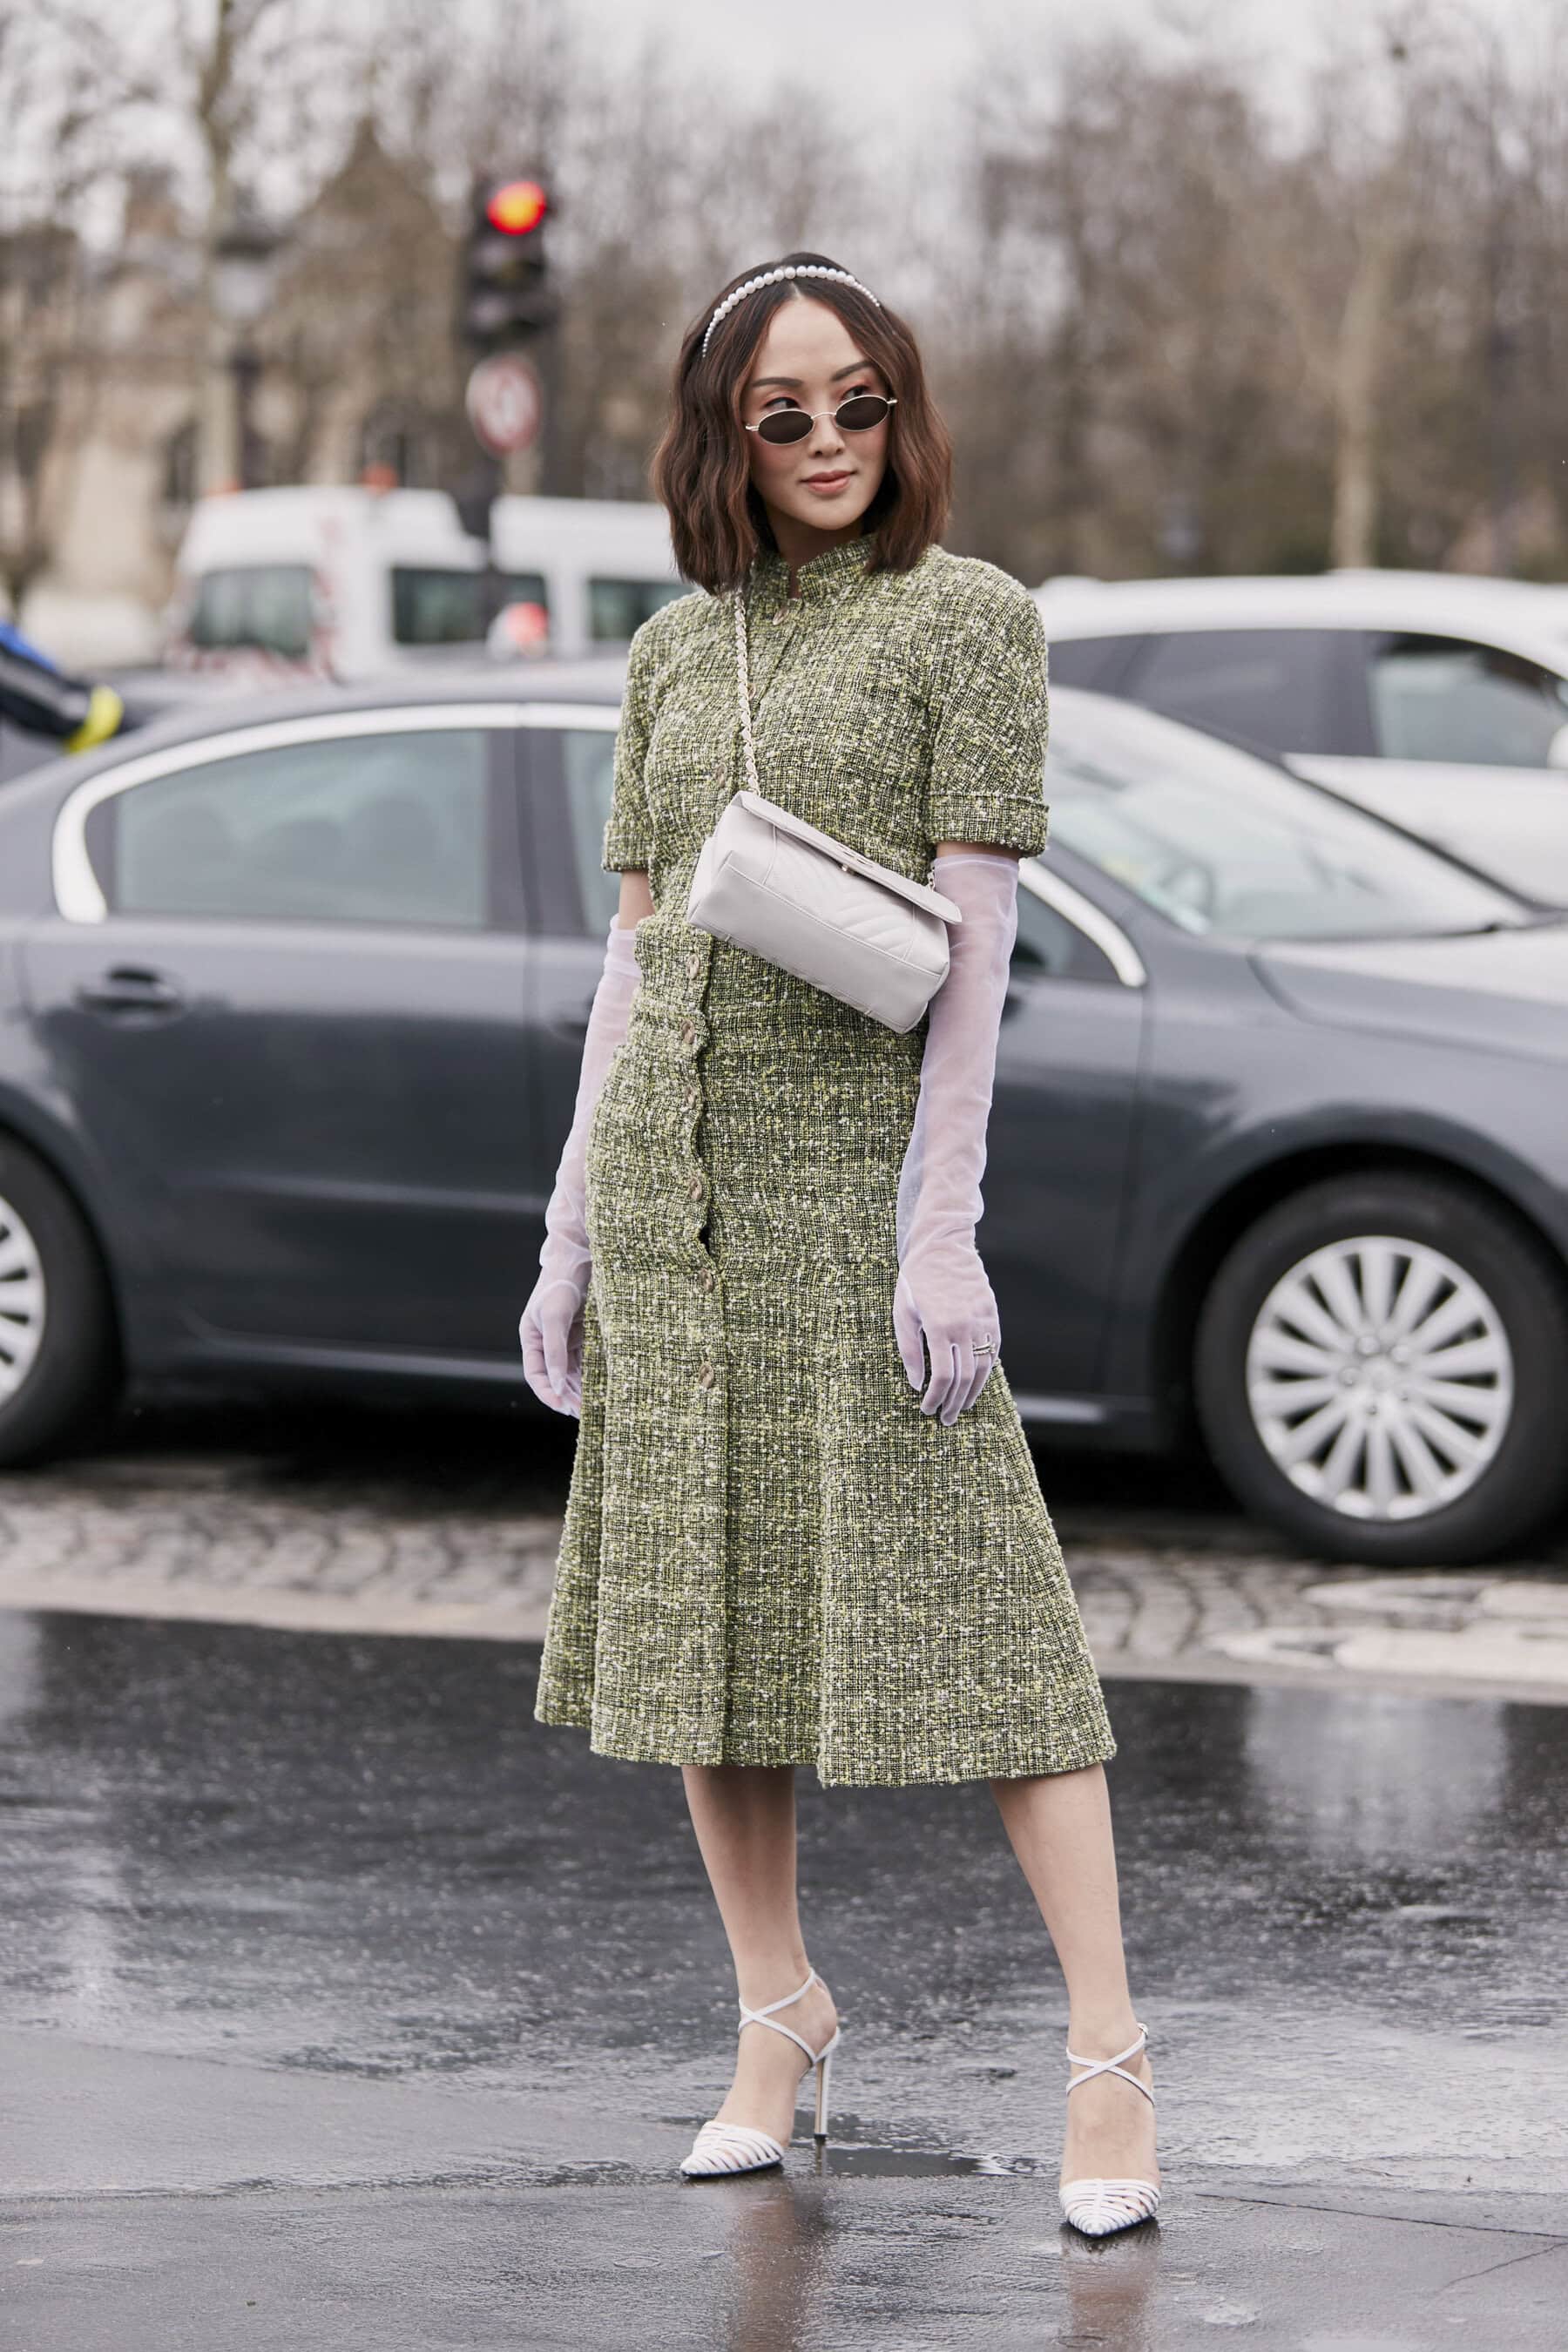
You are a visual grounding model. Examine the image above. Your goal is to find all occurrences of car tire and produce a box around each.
[0,1137,119,1468]
[1193,1173,1568,1566]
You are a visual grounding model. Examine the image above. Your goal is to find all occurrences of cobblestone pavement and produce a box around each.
[2,1407,1565,1702]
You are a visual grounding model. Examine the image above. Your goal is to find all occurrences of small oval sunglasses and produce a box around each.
[744,393,896,446]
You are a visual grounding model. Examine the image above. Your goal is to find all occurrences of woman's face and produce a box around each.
[739,298,890,544]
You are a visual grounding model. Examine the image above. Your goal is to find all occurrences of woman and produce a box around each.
[519,252,1159,2238]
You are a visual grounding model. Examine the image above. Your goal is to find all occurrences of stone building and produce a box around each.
[4,125,468,667]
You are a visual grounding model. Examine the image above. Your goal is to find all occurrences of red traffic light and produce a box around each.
[485,179,548,236]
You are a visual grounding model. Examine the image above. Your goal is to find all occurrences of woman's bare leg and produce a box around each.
[990,1763,1159,2189]
[681,1763,840,2144]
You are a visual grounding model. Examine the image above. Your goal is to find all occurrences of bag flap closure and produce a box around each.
[735,789,963,922]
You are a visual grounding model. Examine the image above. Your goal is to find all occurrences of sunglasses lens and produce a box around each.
[836,394,891,430]
[756,408,813,444]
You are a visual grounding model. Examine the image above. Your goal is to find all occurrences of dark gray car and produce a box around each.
[0,670,1564,1567]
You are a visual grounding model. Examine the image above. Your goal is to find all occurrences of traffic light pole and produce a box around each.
[456,172,559,573]
[532,317,564,497]
[455,446,503,594]
[453,444,503,545]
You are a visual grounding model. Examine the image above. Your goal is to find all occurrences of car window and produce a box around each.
[502,571,551,615]
[1013,888,1119,983]
[111,728,491,929]
[556,724,623,929]
[1367,633,1568,766]
[1043,635,1140,691]
[1128,629,1339,754]
[587,578,687,643]
[187,565,314,660]
[1045,696,1527,942]
[390,568,488,646]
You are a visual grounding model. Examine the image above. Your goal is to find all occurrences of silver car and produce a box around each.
[1037,569,1568,904]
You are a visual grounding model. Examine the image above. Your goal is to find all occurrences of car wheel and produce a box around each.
[0,1138,119,1467]
[1193,1173,1568,1566]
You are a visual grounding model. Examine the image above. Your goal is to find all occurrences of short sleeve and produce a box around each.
[602,622,656,872]
[923,571,1051,856]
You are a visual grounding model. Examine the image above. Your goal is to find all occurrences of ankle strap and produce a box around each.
[739,1967,817,2026]
[737,1967,827,2067]
[1064,2022,1155,2109]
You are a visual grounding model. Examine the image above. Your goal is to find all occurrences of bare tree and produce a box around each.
[0,0,110,609]
[10,0,1568,617]
[28,0,350,490]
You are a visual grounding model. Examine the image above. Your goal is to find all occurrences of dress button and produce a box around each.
[686,1085,700,1111]
[698,1362,716,1388]
[701,1267,717,1293]
[686,951,703,978]
[681,1021,697,1048]
[687,1173,704,1201]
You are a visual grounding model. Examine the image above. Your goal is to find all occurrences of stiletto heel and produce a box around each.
[1058,2020,1160,2237]
[679,1966,842,2178]
[813,2045,833,2141]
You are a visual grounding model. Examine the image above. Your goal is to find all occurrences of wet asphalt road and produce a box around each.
[3,1598,1567,2349]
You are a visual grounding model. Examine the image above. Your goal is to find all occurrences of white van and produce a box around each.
[488,494,687,658]
[166,487,689,681]
[165,487,489,682]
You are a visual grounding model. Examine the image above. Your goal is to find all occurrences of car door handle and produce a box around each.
[74,965,186,1017]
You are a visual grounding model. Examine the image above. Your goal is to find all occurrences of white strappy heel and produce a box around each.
[1058,2020,1161,2236]
[679,1966,841,2179]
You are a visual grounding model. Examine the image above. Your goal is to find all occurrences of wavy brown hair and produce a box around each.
[652,250,953,594]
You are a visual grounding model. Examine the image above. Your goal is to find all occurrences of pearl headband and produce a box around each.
[700,264,882,356]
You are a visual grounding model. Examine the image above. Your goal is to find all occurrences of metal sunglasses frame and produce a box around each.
[743,393,897,446]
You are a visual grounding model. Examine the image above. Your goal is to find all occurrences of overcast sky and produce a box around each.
[583,0,1329,114]
[579,0,1554,139]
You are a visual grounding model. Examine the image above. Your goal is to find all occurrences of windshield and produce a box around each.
[1045,694,1530,942]
[588,577,688,640]
[390,567,488,646]
[188,565,314,660]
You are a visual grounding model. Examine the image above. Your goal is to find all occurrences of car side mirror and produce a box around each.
[1547,720,1568,770]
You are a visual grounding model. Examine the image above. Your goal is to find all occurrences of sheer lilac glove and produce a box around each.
[519,918,642,1416]
[893,851,1020,1426]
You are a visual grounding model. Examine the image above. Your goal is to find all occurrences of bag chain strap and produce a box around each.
[733,584,762,797]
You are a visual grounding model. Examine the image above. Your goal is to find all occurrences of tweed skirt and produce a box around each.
[532,910,1117,1789]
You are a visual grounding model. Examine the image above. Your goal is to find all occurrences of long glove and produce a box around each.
[893,851,1020,1426]
[519,918,642,1416]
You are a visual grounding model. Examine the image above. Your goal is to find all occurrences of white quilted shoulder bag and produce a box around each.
[684,584,961,1033]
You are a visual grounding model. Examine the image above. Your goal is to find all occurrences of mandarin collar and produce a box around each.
[749,534,873,606]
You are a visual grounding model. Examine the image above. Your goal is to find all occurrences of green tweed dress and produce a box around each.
[534,534,1116,1788]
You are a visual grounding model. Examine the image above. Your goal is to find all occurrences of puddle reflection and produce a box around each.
[689,2171,832,2352]
[820,2142,1048,2179]
[0,1613,42,1729]
[1243,1686,1508,1863]
[693,2148,1163,2350]
[1057,2217,1161,2347]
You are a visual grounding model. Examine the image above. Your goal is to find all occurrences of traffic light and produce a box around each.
[460,175,558,350]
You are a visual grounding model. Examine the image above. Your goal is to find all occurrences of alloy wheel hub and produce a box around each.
[0,1188,46,1402]
[1245,1234,1513,1522]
